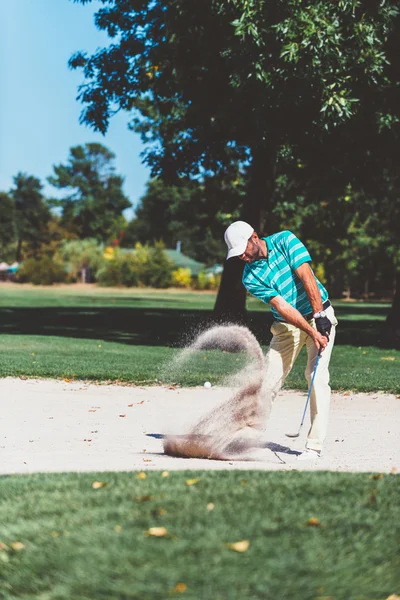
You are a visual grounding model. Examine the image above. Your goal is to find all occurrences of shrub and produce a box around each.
[147,242,174,288]
[96,242,174,288]
[18,257,66,285]
[120,254,140,287]
[193,270,221,290]
[195,270,209,290]
[57,239,104,283]
[207,273,221,290]
[171,267,192,288]
[96,260,123,286]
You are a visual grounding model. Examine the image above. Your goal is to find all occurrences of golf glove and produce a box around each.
[315,315,332,339]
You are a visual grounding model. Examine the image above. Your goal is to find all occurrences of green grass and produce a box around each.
[0,334,399,393]
[0,285,398,392]
[0,471,399,600]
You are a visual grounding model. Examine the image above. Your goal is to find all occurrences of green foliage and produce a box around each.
[18,256,66,286]
[193,271,222,291]
[70,0,400,323]
[96,258,123,287]
[48,143,131,242]
[10,173,52,261]
[57,239,105,282]
[96,243,174,288]
[123,176,243,265]
[196,270,209,290]
[0,192,16,261]
[145,242,174,288]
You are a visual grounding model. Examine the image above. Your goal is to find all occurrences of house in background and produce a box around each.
[0,262,19,281]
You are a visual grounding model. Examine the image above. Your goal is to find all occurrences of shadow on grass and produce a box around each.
[0,303,391,348]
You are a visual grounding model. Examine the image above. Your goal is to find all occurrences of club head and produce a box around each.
[285,432,300,438]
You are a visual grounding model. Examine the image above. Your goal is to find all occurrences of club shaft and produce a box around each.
[296,351,322,433]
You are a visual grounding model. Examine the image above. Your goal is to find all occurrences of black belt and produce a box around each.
[304,300,331,321]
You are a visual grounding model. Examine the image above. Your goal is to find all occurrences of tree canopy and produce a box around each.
[48,142,131,242]
[70,0,400,325]
[10,173,52,262]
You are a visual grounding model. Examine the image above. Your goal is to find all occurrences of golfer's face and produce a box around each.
[239,237,259,263]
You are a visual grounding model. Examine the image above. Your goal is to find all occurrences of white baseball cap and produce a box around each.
[224,221,254,259]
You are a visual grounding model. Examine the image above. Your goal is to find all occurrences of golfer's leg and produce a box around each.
[304,313,337,452]
[259,321,304,427]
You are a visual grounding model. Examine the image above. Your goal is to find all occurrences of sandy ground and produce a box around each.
[1,377,399,475]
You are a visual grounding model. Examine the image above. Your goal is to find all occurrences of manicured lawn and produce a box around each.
[0,471,399,600]
[0,284,398,392]
[0,333,399,393]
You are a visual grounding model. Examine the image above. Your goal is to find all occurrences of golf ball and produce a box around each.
[204,381,212,389]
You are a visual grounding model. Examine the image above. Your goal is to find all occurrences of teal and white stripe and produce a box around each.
[242,231,328,322]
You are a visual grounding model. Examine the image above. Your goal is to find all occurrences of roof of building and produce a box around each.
[164,250,204,276]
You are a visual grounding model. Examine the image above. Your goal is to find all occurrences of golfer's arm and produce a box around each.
[295,263,323,314]
[269,296,316,337]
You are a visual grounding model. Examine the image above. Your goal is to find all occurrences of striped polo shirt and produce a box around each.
[242,230,328,322]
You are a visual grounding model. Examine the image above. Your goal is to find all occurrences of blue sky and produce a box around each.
[0,0,150,217]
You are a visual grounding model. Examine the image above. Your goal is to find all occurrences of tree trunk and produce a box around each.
[381,271,400,349]
[213,146,276,321]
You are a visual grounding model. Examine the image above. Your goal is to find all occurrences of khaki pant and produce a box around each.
[261,305,338,452]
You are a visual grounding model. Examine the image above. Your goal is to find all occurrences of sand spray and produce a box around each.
[163,324,270,460]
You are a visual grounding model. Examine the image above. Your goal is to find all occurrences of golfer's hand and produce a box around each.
[315,315,332,340]
[312,331,329,352]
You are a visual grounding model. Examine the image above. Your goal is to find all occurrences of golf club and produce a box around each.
[285,350,322,438]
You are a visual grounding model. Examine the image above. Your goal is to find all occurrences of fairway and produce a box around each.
[0,284,398,392]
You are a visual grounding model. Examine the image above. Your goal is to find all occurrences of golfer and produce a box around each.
[224,221,338,461]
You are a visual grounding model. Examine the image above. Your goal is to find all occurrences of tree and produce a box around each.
[48,143,131,242]
[10,173,51,261]
[70,1,400,328]
[0,192,16,261]
[123,176,243,265]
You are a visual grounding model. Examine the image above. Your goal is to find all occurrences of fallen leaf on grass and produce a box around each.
[50,531,60,537]
[185,478,200,486]
[226,540,249,552]
[381,357,396,361]
[207,503,215,511]
[306,517,321,527]
[137,472,147,480]
[386,595,400,600]
[161,471,169,477]
[0,543,8,551]
[174,583,187,593]
[92,481,108,489]
[135,495,154,503]
[371,473,384,480]
[147,527,168,537]
[114,525,122,533]
[10,542,25,551]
